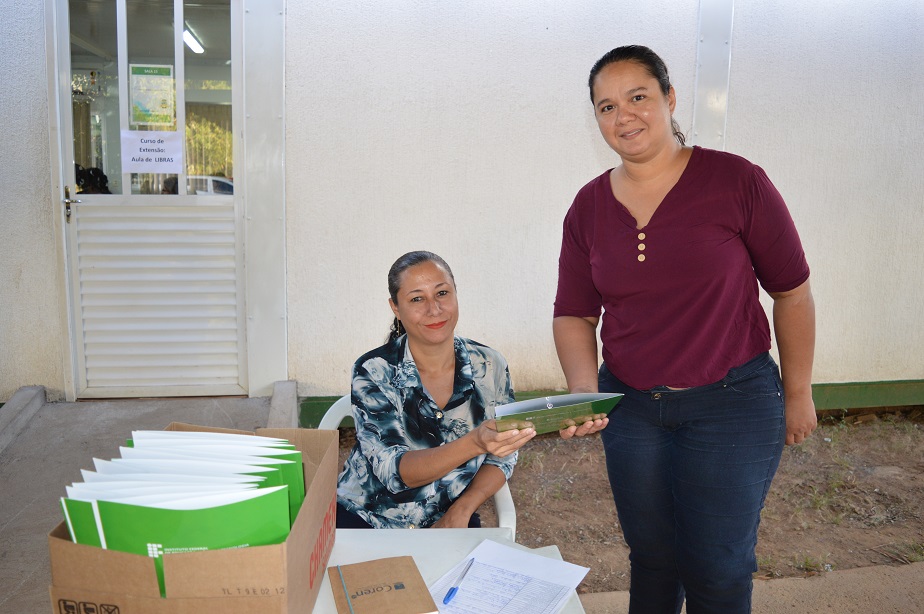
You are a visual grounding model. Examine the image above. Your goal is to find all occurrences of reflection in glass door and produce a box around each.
[63,0,246,397]
[70,0,234,196]
[70,0,121,194]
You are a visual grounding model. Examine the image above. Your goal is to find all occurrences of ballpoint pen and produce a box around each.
[442,557,475,605]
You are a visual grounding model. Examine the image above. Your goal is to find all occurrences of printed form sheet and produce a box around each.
[428,539,588,614]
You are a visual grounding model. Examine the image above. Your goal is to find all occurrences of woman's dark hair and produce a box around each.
[588,45,686,146]
[386,251,456,343]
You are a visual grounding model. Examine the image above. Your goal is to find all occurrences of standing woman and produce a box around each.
[553,46,816,613]
[336,251,536,529]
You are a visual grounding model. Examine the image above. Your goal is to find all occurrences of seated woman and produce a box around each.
[335,251,536,529]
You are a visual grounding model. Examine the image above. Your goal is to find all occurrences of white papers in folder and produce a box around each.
[428,540,588,614]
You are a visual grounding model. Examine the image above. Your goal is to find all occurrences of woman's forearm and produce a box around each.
[431,464,507,528]
[770,278,817,444]
[553,315,600,393]
[449,464,505,516]
[398,420,534,488]
[398,436,483,488]
[771,279,815,398]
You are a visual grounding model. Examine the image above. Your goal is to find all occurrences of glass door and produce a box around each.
[60,0,247,397]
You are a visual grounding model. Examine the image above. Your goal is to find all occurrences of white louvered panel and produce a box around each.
[74,204,244,390]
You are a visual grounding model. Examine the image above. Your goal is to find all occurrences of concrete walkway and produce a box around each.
[580,562,924,613]
[2,385,922,613]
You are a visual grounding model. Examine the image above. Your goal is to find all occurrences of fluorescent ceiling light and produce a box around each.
[183,29,204,54]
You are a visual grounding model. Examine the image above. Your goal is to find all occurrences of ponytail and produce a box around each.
[386,317,405,343]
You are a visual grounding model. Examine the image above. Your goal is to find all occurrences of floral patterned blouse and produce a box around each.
[335,335,517,528]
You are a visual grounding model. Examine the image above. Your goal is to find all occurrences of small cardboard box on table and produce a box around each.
[48,423,339,614]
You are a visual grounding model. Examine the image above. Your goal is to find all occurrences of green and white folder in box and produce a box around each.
[129,429,291,445]
[93,457,287,489]
[118,444,305,522]
[128,431,304,508]
[61,486,291,597]
[494,392,623,435]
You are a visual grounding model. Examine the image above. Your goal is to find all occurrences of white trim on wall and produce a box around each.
[692,0,735,150]
[241,0,287,396]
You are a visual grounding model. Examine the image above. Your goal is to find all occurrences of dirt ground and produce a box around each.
[336,408,924,594]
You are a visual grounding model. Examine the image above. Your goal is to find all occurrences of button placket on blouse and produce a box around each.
[636,232,647,262]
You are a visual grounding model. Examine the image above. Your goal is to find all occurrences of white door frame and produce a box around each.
[44,0,287,400]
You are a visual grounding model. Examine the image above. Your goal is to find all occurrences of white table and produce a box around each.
[313,528,586,613]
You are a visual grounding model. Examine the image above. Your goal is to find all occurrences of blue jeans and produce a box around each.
[599,353,786,614]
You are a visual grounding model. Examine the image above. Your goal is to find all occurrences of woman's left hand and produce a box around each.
[431,506,472,528]
[785,392,817,445]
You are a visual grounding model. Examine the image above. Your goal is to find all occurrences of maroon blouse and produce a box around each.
[554,146,810,390]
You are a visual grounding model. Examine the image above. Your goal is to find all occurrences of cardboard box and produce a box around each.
[48,423,339,614]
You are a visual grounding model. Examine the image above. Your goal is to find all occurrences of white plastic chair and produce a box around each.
[318,394,518,539]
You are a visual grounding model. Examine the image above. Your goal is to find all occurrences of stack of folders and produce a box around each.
[60,430,306,596]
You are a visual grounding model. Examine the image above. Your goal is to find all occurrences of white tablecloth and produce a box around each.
[313,527,586,613]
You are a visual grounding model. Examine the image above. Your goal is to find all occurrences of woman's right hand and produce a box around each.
[398,418,534,487]
[471,419,536,457]
[559,416,608,440]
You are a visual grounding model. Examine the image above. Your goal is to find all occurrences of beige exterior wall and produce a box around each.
[1,0,921,401]
[285,0,923,396]
[0,0,68,401]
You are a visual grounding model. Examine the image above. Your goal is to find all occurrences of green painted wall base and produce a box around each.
[299,381,924,428]
[812,380,924,411]
[299,396,341,428]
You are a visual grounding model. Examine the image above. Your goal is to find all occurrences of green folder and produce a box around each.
[66,483,260,501]
[130,430,291,446]
[80,469,267,487]
[118,445,305,522]
[95,457,286,490]
[494,392,623,435]
[127,433,303,505]
[61,486,290,597]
